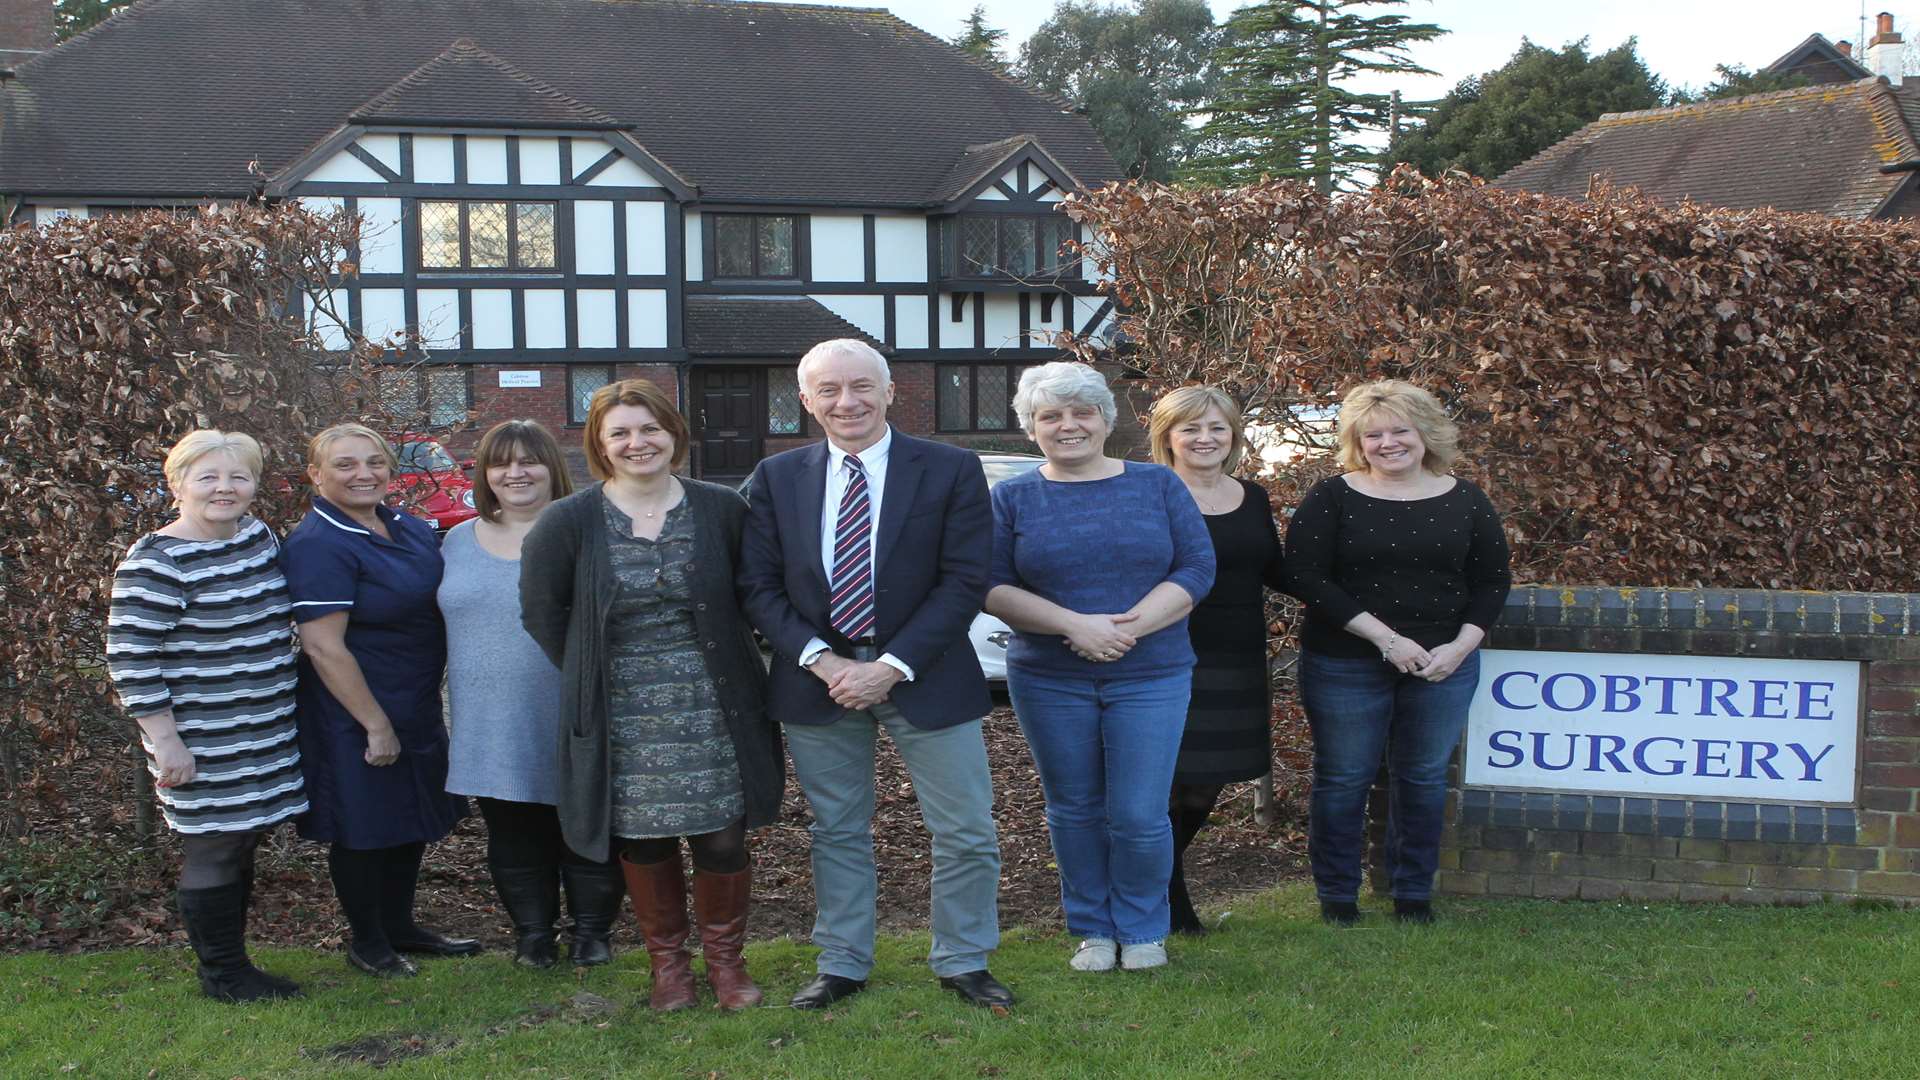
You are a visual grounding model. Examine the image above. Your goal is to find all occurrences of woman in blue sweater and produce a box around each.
[986,362,1215,973]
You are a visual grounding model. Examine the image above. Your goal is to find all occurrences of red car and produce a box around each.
[391,435,478,534]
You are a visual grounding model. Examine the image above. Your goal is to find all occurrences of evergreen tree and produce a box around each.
[1387,38,1668,181]
[1017,0,1220,180]
[951,6,1010,72]
[1675,63,1811,103]
[55,0,134,41]
[1186,0,1444,192]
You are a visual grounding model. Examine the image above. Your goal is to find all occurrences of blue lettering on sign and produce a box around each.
[1531,732,1576,771]
[1750,680,1789,720]
[1491,671,1539,710]
[1631,736,1687,776]
[1736,741,1782,780]
[1587,734,1629,773]
[1486,730,1524,768]
[1695,739,1732,778]
[1643,675,1689,715]
[1699,678,1742,717]
[1797,682,1835,721]
[1788,743,1834,781]
[1602,675,1642,713]
[1541,673,1596,712]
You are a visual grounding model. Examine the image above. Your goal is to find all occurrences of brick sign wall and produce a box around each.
[1436,586,1920,904]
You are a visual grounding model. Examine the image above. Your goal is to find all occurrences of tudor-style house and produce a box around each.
[0,0,1122,478]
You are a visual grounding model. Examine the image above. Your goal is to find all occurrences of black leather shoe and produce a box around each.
[938,969,1015,1009]
[789,973,867,1009]
[1393,899,1435,925]
[346,943,419,978]
[1320,900,1361,927]
[389,927,483,957]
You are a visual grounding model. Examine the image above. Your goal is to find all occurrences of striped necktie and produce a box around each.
[829,453,877,641]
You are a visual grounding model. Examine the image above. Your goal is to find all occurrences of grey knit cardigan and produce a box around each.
[519,479,783,863]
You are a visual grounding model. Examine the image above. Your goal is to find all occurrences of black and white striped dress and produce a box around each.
[106,517,308,834]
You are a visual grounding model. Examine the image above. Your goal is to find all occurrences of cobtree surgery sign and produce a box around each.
[1464,650,1862,805]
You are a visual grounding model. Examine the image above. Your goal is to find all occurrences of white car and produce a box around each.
[970,452,1045,682]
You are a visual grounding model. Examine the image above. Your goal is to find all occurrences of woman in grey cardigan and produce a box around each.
[520,379,783,1013]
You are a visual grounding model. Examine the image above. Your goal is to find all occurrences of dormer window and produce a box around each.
[713,214,797,279]
[942,214,1072,279]
[419,200,557,270]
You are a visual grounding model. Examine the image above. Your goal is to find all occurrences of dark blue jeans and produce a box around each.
[1300,649,1481,903]
[1008,668,1191,944]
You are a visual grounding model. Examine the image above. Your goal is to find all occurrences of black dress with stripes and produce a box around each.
[1175,479,1286,785]
[105,517,308,833]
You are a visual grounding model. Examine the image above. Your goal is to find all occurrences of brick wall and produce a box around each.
[456,363,680,452]
[1435,586,1920,905]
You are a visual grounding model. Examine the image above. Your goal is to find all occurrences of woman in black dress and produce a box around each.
[1147,386,1286,935]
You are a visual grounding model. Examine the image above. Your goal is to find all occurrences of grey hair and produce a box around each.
[1013,361,1116,433]
[797,338,891,388]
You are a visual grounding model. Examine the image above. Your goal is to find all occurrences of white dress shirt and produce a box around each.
[799,427,914,680]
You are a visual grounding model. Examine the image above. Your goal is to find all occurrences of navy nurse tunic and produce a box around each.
[283,496,465,848]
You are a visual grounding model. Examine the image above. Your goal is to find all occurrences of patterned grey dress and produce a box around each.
[603,495,745,839]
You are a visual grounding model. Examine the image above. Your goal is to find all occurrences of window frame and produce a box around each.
[709,213,802,280]
[417,199,560,272]
[765,365,812,437]
[376,366,473,431]
[567,364,616,428]
[935,362,1028,434]
[942,213,1073,279]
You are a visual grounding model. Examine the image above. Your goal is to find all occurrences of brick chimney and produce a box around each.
[1837,40,1854,59]
[0,0,53,67]
[1869,11,1904,85]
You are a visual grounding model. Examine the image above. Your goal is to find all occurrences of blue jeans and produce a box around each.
[1300,649,1480,903]
[1008,668,1191,945]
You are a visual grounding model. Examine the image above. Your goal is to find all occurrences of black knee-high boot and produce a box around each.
[177,882,301,1002]
[381,842,481,957]
[328,845,414,978]
[1169,805,1212,936]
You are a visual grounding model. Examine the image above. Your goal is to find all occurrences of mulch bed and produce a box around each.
[4,704,1313,955]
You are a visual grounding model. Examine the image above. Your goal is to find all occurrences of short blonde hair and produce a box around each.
[583,378,688,479]
[1148,386,1247,473]
[1335,380,1459,475]
[472,419,574,522]
[1013,361,1116,433]
[307,423,396,470]
[163,430,264,491]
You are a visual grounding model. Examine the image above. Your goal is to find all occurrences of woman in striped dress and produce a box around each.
[106,430,308,1003]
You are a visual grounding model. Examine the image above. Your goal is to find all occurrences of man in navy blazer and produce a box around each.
[740,338,1011,1011]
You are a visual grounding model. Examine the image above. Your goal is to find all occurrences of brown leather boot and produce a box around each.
[692,866,763,1010]
[619,853,697,1012]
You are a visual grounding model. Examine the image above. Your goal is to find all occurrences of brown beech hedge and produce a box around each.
[0,205,405,829]
[1060,167,1920,594]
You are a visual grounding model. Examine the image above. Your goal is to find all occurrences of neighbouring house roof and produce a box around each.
[684,296,886,356]
[927,134,1082,205]
[0,0,1120,205]
[1494,78,1920,220]
[1763,33,1872,85]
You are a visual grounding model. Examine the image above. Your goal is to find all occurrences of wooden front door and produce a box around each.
[694,367,761,480]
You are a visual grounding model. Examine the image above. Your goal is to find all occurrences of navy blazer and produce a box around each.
[740,429,993,730]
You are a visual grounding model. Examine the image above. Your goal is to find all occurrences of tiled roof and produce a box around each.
[0,0,1120,205]
[351,38,623,130]
[1494,78,1920,220]
[1763,33,1871,84]
[684,296,886,357]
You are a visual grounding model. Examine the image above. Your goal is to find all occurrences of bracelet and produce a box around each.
[1379,634,1399,661]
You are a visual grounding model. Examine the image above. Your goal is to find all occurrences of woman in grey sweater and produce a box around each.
[441,420,624,969]
[520,379,783,1012]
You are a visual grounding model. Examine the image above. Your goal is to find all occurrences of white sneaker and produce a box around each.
[1119,941,1168,970]
[1069,937,1118,972]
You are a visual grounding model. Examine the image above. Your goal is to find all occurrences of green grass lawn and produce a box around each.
[4,883,1914,1079]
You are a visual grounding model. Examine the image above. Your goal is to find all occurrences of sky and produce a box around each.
[831,0,1909,101]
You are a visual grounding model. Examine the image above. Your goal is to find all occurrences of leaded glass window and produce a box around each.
[425,369,469,427]
[959,217,996,273]
[569,365,613,425]
[1003,218,1036,276]
[514,202,556,269]
[946,214,1073,278]
[1039,217,1073,272]
[419,202,462,267]
[937,365,973,431]
[713,215,799,279]
[937,363,1030,432]
[375,367,470,430]
[416,201,555,270]
[767,367,804,434]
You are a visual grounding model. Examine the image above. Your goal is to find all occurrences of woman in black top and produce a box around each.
[1149,387,1286,936]
[1284,380,1511,926]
